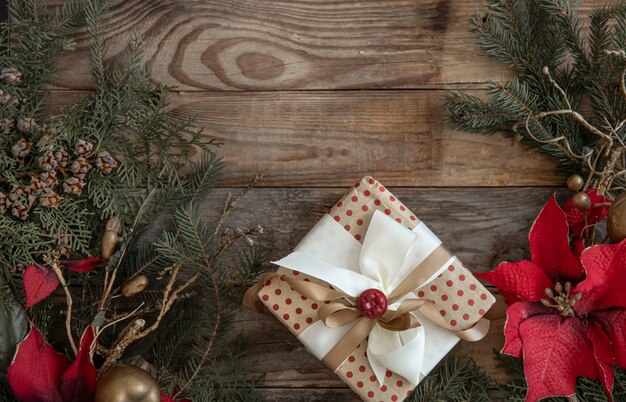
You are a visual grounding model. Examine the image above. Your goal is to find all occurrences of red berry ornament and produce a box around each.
[358,288,387,318]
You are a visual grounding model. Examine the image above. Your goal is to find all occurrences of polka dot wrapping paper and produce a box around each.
[256,176,496,401]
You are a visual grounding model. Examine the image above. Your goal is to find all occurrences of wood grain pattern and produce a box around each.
[48,0,593,91]
[46,90,562,187]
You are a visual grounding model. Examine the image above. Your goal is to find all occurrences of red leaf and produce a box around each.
[23,265,59,308]
[574,241,626,315]
[585,321,615,401]
[59,326,97,402]
[519,315,597,402]
[501,302,553,358]
[7,327,69,402]
[529,195,581,280]
[62,257,104,273]
[563,190,611,238]
[161,393,190,402]
[475,261,553,305]
[592,308,626,368]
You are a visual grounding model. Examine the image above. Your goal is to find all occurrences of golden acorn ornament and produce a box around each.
[572,191,591,211]
[607,192,626,242]
[566,174,584,191]
[94,364,160,402]
[102,217,122,259]
[122,275,149,297]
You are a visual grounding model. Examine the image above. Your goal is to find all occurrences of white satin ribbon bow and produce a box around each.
[273,210,460,386]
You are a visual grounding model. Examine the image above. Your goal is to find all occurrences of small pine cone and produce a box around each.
[1,118,13,134]
[40,170,59,188]
[0,67,21,84]
[54,149,70,168]
[11,138,31,158]
[74,139,94,156]
[0,192,7,214]
[39,188,61,208]
[38,153,59,172]
[70,157,91,178]
[56,242,72,257]
[95,151,118,173]
[11,202,29,220]
[28,177,45,196]
[63,176,85,196]
[0,89,11,105]
[17,118,36,133]
[8,184,25,204]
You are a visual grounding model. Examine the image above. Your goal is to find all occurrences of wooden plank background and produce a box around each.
[48,0,589,400]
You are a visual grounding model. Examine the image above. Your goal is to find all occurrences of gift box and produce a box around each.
[245,176,496,401]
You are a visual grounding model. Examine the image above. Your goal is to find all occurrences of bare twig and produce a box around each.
[212,174,262,238]
[47,258,78,356]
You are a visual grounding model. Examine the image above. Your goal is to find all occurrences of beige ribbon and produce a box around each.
[243,244,490,372]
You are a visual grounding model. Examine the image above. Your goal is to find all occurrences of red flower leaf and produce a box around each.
[161,393,191,402]
[59,326,97,402]
[475,261,553,305]
[501,302,553,358]
[7,326,69,402]
[574,240,626,315]
[529,195,581,280]
[62,257,104,273]
[563,190,611,238]
[585,321,615,401]
[23,264,59,308]
[592,308,626,368]
[519,315,597,402]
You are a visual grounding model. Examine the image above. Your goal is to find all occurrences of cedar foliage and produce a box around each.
[0,0,264,400]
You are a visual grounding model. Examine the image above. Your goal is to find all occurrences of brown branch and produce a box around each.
[212,174,262,238]
[97,265,199,373]
[48,258,78,356]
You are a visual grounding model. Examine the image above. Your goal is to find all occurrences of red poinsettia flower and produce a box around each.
[8,326,97,402]
[477,195,626,402]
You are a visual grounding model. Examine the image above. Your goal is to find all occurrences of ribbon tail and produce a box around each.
[242,273,278,312]
[367,323,425,386]
[322,317,376,372]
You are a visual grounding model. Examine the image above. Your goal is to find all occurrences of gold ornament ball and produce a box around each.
[608,192,626,242]
[94,364,160,402]
[566,174,584,191]
[572,192,592,211]
[122,275,149,297]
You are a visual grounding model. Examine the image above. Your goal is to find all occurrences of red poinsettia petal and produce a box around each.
[23,264,59,308]
[475,261,553,305]
[7,326,70,402]
[585,321,615,401]
[519,315,597,402]
[592,308,626,368]
[62,257,104,273]
[59,326,97,402]
[502,302,554,357]
[161,393,191,402]
[574,240,626,315]
[529,195,581,280]
[563,190,611,238]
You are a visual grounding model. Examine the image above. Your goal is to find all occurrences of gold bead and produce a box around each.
[101,231,118,259]
[608,192,626,242]
[102,217,122,259]
[566,174,584,191]
[572,192,591,211]
[94,364,160,402]
[122,275,149,297]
